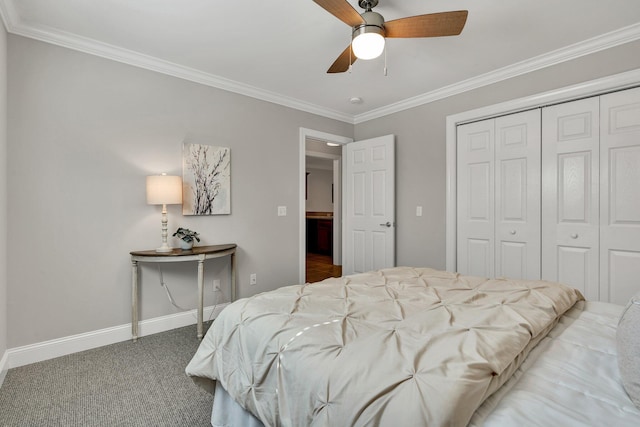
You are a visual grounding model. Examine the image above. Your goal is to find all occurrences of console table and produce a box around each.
[130,244,237,341]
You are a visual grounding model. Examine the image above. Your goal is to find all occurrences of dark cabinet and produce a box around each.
[306,217,333,255]
[316,220,332,254]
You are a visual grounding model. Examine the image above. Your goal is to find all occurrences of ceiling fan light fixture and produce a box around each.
[352,29,385,60]
[351,10,385,60]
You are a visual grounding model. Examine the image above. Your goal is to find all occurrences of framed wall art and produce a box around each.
[182,143,231,215]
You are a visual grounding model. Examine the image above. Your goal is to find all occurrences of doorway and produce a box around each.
[306,152,340,283]
[299,128,353,284]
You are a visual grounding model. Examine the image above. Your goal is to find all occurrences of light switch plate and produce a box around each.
[278,206,287,216]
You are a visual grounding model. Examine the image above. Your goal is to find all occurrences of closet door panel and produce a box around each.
[495,110,541,280]
[557,246,589,288]
[542,97,600,299]
[600,87,640,304]
[457,120,494,277]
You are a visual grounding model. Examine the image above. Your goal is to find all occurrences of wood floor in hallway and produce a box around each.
[306,253,342,283]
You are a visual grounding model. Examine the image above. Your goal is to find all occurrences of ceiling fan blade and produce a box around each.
[385,10,468,38]
[313,0,365,27]
[327,45,357,73]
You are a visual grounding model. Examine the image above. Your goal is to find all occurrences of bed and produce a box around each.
[185,267,640,426]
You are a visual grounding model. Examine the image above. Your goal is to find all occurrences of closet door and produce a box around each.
[494,110,541,280]
[457,110,541,279]
[457,120,494,277]
[600,87,640,304]
[542,97,600,300]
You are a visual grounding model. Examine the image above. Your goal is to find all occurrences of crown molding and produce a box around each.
[0,0,18,33]
[353,22,640,124]
[1,0,639,126]
[0,0,354,124]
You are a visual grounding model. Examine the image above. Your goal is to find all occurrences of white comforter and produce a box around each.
[186,267,583,427]
[470,301,640,426]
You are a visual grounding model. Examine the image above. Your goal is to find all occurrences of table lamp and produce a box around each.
[146,173,183,252]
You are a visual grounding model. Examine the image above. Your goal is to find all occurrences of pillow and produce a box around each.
[617,292,640,409]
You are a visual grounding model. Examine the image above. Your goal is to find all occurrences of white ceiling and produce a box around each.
[2,0,640,123]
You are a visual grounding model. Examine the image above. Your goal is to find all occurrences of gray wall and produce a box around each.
[5,32,640,350]
[355,40,640,270]
[6,35,352,348]
[306,168,333,212]
[0,22,7,361]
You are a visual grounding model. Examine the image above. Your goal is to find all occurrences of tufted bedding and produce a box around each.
[186,267,583,427]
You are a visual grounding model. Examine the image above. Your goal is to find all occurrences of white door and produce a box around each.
[542,97,600,300]
[599,87,640,304]
[343,135,395,274]
[494,110,541,280]
[457,110,540,279]
[457,120,495,277]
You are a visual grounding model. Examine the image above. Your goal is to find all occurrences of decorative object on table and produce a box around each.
[146,173,183,253]
[172,227,200,250]
[182,143,231,215]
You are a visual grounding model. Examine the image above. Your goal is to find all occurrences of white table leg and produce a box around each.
[197,258,204,339]
[131,260,139,342]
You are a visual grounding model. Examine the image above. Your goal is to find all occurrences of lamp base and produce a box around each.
[155,244,173,253]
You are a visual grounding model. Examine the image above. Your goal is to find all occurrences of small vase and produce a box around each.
[179,240,194,250]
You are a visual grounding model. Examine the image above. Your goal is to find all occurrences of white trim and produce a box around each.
[0,350,8,387]
[445,68,640,272]
[305,150,341,162]
[299,128,352,284]
[0,0,19,32]
[332,158,342,266]
[1,303,228,372]
[0,0,638,125]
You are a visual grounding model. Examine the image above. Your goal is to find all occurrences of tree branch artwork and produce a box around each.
[182,144,231,215]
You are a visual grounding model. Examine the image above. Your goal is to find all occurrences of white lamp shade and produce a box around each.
[146,175,183,205]
[352,32,385,60]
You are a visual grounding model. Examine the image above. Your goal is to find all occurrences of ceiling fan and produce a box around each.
[313,0,468,73]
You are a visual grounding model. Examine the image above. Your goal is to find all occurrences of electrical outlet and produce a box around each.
[250,273,257,285]
[416,206,423,217]
[212,279,221,292]
[277,206,287,216]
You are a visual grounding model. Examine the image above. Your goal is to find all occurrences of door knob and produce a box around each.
[380,222,391,227]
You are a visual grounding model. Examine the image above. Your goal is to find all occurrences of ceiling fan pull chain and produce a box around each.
[383,45,388,76]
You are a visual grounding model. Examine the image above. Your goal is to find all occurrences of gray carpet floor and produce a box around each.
[0,323,213,426]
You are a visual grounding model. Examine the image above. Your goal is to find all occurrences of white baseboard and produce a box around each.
[0,350,8,387]
[3,303,229,372]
